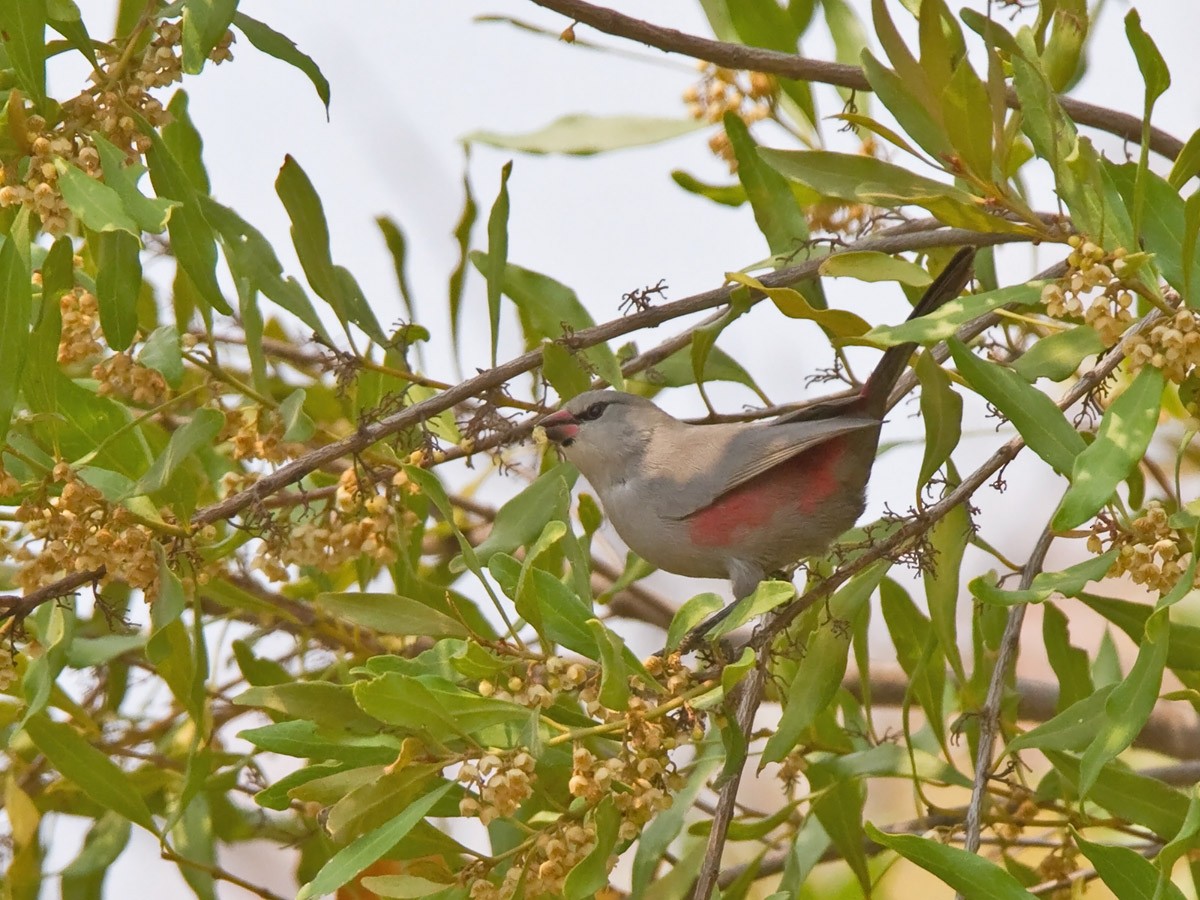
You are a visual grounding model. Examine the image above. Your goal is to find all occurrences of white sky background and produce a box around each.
[39,1,1200,896]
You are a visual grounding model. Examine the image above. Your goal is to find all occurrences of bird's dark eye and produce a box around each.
[578,401,607,421]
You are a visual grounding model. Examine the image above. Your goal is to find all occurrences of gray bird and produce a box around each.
[539,249,974,628]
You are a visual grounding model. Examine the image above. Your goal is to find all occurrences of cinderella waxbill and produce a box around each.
[539,249,975,621]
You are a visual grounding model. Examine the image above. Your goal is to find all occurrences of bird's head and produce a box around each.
[538,390,676,488]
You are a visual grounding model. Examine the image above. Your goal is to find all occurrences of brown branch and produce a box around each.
[0,567,105,628]
[528,0,1185,160]
[962,528,1054,874]
[692,664,767,900]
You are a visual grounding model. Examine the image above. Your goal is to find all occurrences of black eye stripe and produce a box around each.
[577,401,608,421]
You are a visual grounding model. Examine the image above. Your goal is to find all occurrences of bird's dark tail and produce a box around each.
[777,247,975,425]
[858,246,976,418]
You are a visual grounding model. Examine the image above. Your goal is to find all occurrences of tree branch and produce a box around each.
[528,0,1185,160]
[961,527,1054,875]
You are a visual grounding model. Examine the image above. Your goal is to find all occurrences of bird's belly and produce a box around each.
[601,485,729,579]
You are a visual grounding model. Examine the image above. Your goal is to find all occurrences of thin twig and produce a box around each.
[960,526,1054,878]
[692,663,768,900]
[527,0,1185,160]
[0,567,104,628]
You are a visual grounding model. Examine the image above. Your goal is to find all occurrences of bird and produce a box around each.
[538,248,975,636]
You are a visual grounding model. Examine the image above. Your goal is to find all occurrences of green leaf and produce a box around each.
[942,57,993,178]
[180,0,236,74]
[1044,751,1189,840]
[138,325,184,388]
[541,339,593,401]
[915,350,962,489]
[880,578,946,748]
[1124,11,1170,110]
[468,466,578,565]
[924,491,969,680]
[466,115,702,154]
[949,338,1086,475]
[866,282,1042,346]
[587,619,630,711]
[1012,325,1106,383]
[145,126,232,315]
[238,720,401,766]
[969,551,1119,606]
[1168,128,1200,191]
[197,196,326,335]
[865,824,1037,898]
[860,48,950,163]
[233,13,330,114]
[811,775,869,893]
[1157,791,1200,893]
[23,714,157,834]
[296,782,453,900]
[1053,367,1164,530]
[91,134,176,233]
[1043,602,1094,711]
[819,251,933,286]
[234,683,383,733]
[631,343,767,399]
[483,161,512,366]
[759,148,1036,235]
[563,800,621,900]
[670,170,747,207]
[278,388,315,442]
[707,581,797,643]
[724,114,815,275]
[60,812,132,900]
[1006,684,1115,755]
[376,216,416,322]
[762,562,888,763]
[94,230,142,351]
[725,271,868,336]
[1109,164,1200,299]
[314,592,468,639]
[665,593,725,651]
[132,407,223,496]
[276,155,385,343]
[448,168,478,355]
[1078,609,1169,795]
[0,0,47,104]
[352,673,527,740]
[1072,828,1187,900]
[56,161,140,236]
[0,210,33,440]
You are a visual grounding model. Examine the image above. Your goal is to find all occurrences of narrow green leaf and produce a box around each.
[484,161,513,366]
[1072,828,1186,900]
[314,592,468,639]
[1044,751,1189,840]
[467,115,702,154]
[138,325,183,388]
[1080,592,1200,673]
[860,48,951,163]
[376,216,416,322]
[132,407,223,496]
[56,161,140,236]
[23,714,157,833]
[233,13,330,114]
[1079,609,1169,795]
[278,388,315,442]
[587,619,630,711]
[0,0,47,104]
[60,812,131,900]
[1168,128,1200,191]
[725,271,868,336]
[448,168,478,356]
[1124,11,1170,109]
[1012,325,1106,383]
[924,492,969,681]
[276,155,385,342]
[1006,684,1115,755]
[541,339,593,400]
[820,251,933,286]
[915,350,962,489]
[670,169,747,207]
[879,578,946,748]
[94,230,142,351]
[942,58,993,178]
[234,683,383,732]
[145,127,231,315]
[866,282,1042,346]
[0,210,34,440]
[949,338,1086,475]
[468,466,578,564]
[91,134,176,233]
[180,0,236,74]
[1053,368,1164,530]
[762,562,888,763]
[866,824,1037,899]
[296,782,454,900]
[563,800,621,900]
[665,593,725,651]
[1043,602,1094,711]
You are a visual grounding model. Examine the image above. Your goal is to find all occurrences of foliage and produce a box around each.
[0,1,1198,899]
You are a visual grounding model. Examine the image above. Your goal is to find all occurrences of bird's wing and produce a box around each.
[660,417,878,519]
